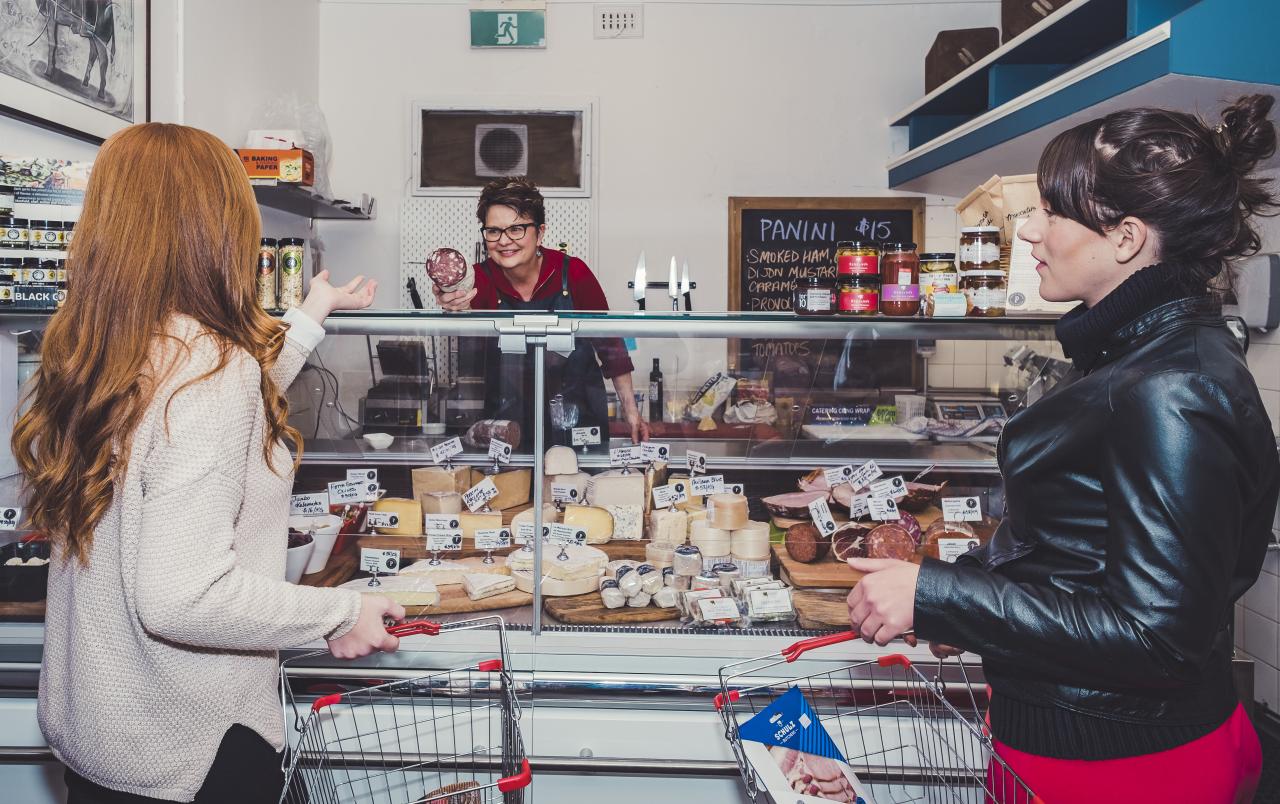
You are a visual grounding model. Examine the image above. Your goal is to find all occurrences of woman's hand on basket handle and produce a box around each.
[846,557,919,646]
[902,633,965,659]
[328,595,405,660]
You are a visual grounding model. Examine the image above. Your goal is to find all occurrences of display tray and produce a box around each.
[543,593,680,625]
[404,585,532,617]
[800,424,928,442]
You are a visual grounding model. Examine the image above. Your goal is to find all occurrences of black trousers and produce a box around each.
[64,724,285,804]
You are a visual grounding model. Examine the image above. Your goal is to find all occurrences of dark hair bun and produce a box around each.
[1219,94,1277,175]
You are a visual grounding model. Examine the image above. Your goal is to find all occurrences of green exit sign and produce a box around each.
[470,9,546,48]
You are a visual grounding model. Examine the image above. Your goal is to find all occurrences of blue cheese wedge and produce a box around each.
[462,573,517,601]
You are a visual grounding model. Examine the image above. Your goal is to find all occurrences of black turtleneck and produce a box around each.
[1054,262,1205,371]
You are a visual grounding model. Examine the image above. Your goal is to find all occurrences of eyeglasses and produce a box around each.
[481,223,539,242]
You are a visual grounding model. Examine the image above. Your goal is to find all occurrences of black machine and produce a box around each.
[359,340,436,434]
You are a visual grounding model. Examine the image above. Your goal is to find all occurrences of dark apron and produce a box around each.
[482,251,609,448]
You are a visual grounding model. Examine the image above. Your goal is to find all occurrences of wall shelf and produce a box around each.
[888,0,1280,195]
[251,181,372,221]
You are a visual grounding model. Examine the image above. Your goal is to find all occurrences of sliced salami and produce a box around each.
[426,247,470,288]
[831,523,872,561]
[866,524,914,561]
[899,511,922,546]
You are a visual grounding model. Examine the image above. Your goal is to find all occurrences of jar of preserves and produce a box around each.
[0,216,28,249]
[881,282,921,317]
[836,241,878,276]
[961,271,1008,317]
[257,237,279,310]
[278,237,305,310]
[919,253,958,316]
[880,242,919,287]
[29,221,59,249]
[0,274,12,306]
[837,275,880,316]
[794,275,835,316]
[0,256,19,280]
[959,226,1002,271]
[63,221,75,247]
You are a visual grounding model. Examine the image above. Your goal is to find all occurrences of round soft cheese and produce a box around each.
[689,520,731,555]
[730,520,771,561]
[706,493,749,530]
[512,569,600,596]
[645,541,676,569]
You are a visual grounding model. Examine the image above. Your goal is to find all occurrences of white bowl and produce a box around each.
[289,513,343,574]
[423,423,447,436]
[285,539,315,584]
[363,432,394,449]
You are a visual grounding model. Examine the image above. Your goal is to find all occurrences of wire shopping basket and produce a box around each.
[279,615,532,804]
[715,631,1040,804]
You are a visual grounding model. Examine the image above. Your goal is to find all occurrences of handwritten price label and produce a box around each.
[551,483,581,504]
[808,498,837,536]
[0,507,21,531]
[367,511,401,529]
[426,531,463,552]
[824,465,855,489]
[849,460,883,491]
[290,492,329,517]
[489,439,513,463]
[424,514,462,531]
[463,478,500,512]
[610,446,643,466]
[691,474,725,497]
[686,450,708,475]
[549,523,587,546]
[328,480,366,505]
[870,476,907,501]
[430,437,464,465]
[360,548,400,575]
[641,442,671,463]
[572,426,602,446]
[942,497,983,522]
[475,528,512,551]
[869,496,900,521]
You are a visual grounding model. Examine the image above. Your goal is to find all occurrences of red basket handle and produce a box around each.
[385,619,441,637]
[497,758,532,792]
[781,630,857,662]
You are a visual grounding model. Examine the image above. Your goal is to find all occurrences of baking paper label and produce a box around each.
[869,496,901,521]
[463,477,500,512]
[551,483,581,504]
[488,438,513,464]
[430,437,464,465]
[848,460,883,491]
[327,479,366,505]
[641,442,671,463]
[425,531,463,552]
[360,548,401,575]
[475,528,511,551]
[942,496,983,522]
[572,426,602,446]
[823,465,855,488]
[290,492,329,517]
[610,445,643,466]
[808,498,837,537]
[549,523,587,546]
[870,476,908,501]
[366,510,400,529]
[691,474,726,496]
[686,450,708,475]
[938,537,980,563]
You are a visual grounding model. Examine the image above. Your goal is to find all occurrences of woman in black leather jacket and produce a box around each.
[848,95,1280,803]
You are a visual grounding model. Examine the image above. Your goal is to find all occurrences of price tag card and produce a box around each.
[848,494,871,520]
[824,465,855,489]
[475,528,512,551]
[430,437,464,465]
[360,548,401,575]
[290,492,329,517]
[652,483,686,509]
[848,460,883,491]
[942,497,984,522]
[424,514,463,531]
[327,480,366,505]
[869,476,908,501]
[0,506,20,530]
[549,523,587,546]
[938,538,980,563]
[488,438,513,463]
[367,510,401,530]
[667,479,691,505]
[347,468,378,485]
[686,450,708,475]
[641,442,672,463]
[691,474,725,497]
[610,445,643,466]
[463,477,500,512]
[725,482,746,497]
[869,496,901,521]
[572,426,602,446]
[426,531,463,552]
[514,523,535,545]
[551,483,581,504]
[808,498,837,537]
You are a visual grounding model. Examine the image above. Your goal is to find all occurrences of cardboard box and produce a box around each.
[236,148,314,185]
[1002,0,1070,43]
[925,28,999,93]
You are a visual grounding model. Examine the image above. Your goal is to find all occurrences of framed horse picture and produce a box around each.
[0,0,148,142]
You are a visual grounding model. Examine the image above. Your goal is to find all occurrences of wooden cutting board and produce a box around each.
[356,535,648,563]
[774,545,866,589]
[300,540,361,588]
[793,590,852,630]
[544,593,680,625]
[404,584,533,617]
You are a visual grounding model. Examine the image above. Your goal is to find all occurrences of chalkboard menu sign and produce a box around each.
[728,197,925,383]
[729,197,924,313]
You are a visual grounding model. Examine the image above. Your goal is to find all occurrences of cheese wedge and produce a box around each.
[512,504,558,534]
[505,543,608,580]
[668,474,705,512]
[544,446,579,475]
[462,573,517,600]
[648,508,688,546]
[511,569,600,597]
[421,491,463,515]
[339,575,439,607]
[401,556,510,584]
[371,497,422,535]
[542,471,591,504]
[603,504,643,541]
[561,504,614,544]
[586,470,645,508]
[481,468,531,511]
[459,511,503,541]
[411,466,476,498]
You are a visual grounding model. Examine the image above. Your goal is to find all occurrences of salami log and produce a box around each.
[784,522,829,563]
[866,524,914,560]
[464,419,522,451]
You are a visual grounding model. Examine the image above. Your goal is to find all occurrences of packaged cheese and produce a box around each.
[511,569,600,596]
[505,543,608,581]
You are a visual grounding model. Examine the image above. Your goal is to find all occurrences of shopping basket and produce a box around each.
[279,614,532,804]
[715,630,1040,804]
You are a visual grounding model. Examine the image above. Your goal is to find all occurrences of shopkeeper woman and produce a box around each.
[12,123,403,803]
[434,177,649,444]
[846,95,1280,803]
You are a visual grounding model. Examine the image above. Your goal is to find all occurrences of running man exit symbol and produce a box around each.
[496,14,517,44]
[470,9,547,48]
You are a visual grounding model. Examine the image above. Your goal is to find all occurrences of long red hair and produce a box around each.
[12,123,301,563]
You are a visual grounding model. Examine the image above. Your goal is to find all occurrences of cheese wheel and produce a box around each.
[511,569,600,596]
[730,520,771,561]
[401,557,510,585]
[505,543,608,580]
[645,542,675,569]
[421,491,463,515]
[371,497,422,535]
[706,494,749,530]
[544,446,579,475]
[689,520,731,555]
[561,504,614,544]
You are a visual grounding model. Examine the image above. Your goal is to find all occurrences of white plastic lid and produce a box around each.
[960,270,1008,278]
[961,226,1001,234]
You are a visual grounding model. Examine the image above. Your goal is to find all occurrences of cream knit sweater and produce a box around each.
[38,309,363,801]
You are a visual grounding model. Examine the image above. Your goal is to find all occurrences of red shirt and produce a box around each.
[470,249,636,379]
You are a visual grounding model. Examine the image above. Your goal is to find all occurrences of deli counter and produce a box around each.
[0,309,1063,803]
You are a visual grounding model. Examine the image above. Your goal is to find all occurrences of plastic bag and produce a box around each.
[249,92,334,198]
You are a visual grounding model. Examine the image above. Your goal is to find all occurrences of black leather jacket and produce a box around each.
[915,297,1280,756]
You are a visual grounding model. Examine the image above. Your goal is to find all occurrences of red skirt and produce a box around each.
[987,703,1262,804]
